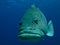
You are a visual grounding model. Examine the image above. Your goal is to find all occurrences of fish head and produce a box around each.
[18,5,47,41]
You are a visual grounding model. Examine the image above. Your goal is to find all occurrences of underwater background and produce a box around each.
[0,0,60,45]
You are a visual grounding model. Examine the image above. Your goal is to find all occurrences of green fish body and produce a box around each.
[18,5,54,41]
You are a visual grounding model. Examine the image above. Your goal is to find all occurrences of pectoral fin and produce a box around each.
[46,20,54,37]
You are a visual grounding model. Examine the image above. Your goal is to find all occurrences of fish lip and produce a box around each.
[18,33,41,40]
[18,30,44,40]
[18,30,45,40]
[18,32,41,38]
[18,33,40,36]
[18,30,41,36]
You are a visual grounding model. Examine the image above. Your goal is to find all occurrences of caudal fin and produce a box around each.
[46,20,54,37]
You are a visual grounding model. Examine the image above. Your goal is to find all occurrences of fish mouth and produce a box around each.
[18,30,42,40]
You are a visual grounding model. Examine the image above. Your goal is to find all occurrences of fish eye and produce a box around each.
[32,20,38,24]
[19,22,23,28]
[19,22,23,26]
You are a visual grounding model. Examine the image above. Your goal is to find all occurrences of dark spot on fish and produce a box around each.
[32,20,38,24]
[29,28,32,30]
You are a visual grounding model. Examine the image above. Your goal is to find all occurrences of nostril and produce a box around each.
[29,28,35,30]
[29,28,32,30]
[19,29,23,32]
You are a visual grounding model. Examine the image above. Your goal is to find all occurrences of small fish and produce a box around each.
[18,5,54,41]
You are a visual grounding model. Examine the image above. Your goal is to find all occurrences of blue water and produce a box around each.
[0,0,60,45]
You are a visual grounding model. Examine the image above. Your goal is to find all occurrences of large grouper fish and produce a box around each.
[18,5,54,41]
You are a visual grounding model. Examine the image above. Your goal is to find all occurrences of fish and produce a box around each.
[18,5,54,41]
